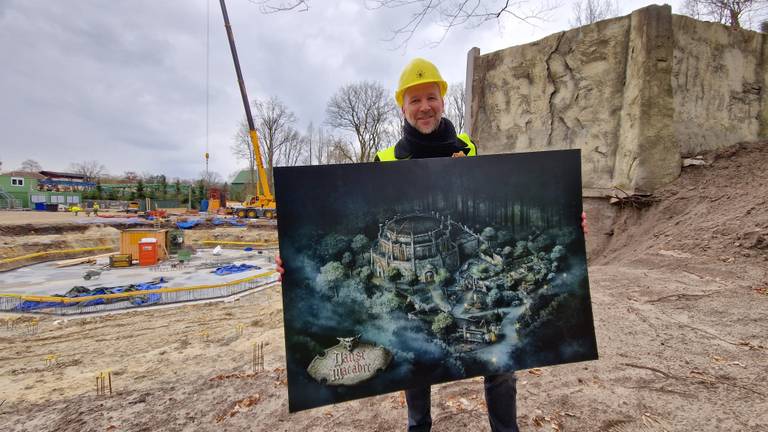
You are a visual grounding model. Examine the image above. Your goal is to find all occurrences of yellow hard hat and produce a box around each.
[395,58,448,107]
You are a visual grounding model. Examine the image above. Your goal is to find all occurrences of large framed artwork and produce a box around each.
[274,150,598,412]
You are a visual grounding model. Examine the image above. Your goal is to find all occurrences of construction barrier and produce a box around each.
[0,246,116,265]
[199,240,278,247]
[0,271,279,315]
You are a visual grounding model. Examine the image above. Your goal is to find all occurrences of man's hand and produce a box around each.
[275,254,284,281]
[451,151,466,158]
[581,211,589,235]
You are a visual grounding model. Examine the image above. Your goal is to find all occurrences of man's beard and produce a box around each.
[408,116,441,134]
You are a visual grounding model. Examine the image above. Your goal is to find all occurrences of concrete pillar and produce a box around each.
[613,4,680,193]
[759,32,768,137]
[465,47,480,136]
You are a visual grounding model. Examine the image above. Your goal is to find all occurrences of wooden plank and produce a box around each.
[55,252,116,268]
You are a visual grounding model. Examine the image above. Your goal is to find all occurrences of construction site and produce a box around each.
[1,2,767,432]
[0,141,765,431]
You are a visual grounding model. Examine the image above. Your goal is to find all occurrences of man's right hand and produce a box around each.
[275,254,284,281]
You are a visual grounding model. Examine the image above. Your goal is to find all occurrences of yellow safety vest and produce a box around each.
[376,133,477,162]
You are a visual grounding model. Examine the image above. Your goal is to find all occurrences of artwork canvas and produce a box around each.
[274,150,598,413]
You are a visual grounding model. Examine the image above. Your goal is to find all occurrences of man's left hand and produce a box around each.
[451,151,466,158]
[581,211,588,235]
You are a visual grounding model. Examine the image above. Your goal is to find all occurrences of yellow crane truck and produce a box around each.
[219,0,276,219]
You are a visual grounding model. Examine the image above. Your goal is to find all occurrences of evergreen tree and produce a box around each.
[158,175,167,200]
[95,180,103,200]
[174,179,182,200]
[136,179,145,199]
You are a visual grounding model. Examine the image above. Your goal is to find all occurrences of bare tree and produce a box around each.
[231,96,299,193]
[313,126,333,165]
[231,118,257,196]
[19,159,42,172]
[248,0,309,12]
[380,116,403,150]
[253,0,559,47]
[305,126,353,165]
[444,81,466,133]
[123,171,140,182]
[305,122,315,165]
[70,160,107,181]
[324,136,359,164]
[570,0,620,27]
[681,0,768,28]
[326,81,396,162]
[199,170,223,187]
[253,96,299,188]
[278,129,307,167]
[370,0,560,47]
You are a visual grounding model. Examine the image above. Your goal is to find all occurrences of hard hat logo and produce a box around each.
[395,58,448,107]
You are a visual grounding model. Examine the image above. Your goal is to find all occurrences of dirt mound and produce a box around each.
[0,225,121,272]
[595,141,768,281]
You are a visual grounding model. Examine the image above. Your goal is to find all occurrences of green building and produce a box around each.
[0,171,83,209]
[230,169,257,201]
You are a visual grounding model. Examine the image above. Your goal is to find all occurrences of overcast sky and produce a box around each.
[0,0,682,180]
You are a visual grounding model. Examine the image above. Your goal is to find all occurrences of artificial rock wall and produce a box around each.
[468,4,768,194]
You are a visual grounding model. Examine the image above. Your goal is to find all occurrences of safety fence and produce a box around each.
[199,240,278,248]
[0,271,279,316]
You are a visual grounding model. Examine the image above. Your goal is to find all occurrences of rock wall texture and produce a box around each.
[672,15,766,156]
[469,4,767,194]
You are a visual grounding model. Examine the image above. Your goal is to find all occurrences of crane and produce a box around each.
[219,0,276,219]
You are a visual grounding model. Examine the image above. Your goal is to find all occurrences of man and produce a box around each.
[374,58,474,162]
[277,58,587,432]
[376,58,519,432]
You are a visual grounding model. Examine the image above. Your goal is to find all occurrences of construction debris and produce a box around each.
[682,156,708,167]
[607,188,659,209]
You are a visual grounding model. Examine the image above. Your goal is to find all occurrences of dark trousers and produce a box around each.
[405,373,518,432]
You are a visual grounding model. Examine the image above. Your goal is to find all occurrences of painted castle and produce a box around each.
[370,212,483,283]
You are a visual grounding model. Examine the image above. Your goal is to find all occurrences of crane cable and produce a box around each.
[205,0,211,182]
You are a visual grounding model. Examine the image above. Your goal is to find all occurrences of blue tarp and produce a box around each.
[14,279,167,312]
[176,219,200,229]
[212,217,246,227]
[212,263,259,276]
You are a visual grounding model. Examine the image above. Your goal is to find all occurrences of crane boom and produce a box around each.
[219,0,274,208]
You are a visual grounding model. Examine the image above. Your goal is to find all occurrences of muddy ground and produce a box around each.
[0,142,766,431]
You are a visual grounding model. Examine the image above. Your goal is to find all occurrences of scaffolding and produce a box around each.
[0,187,21,209]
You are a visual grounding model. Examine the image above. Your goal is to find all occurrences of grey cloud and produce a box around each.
[1,0,584,178]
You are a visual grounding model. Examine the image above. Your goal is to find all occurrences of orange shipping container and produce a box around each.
[120,229,169,261]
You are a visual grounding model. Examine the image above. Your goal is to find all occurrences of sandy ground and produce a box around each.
[0,211,88,225]
[0,142,766,431]
[0,208,197,225]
